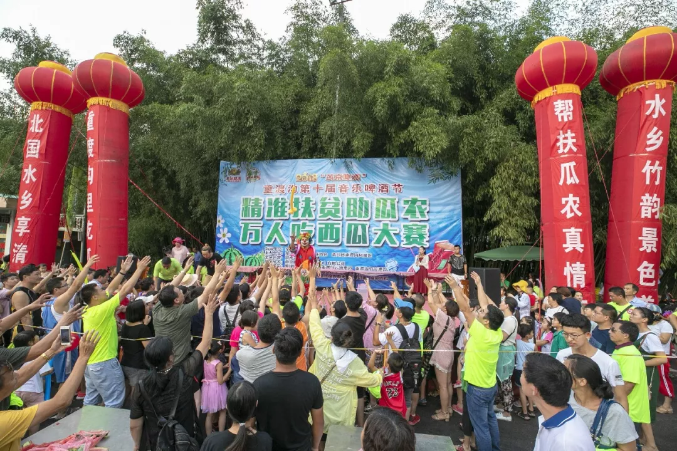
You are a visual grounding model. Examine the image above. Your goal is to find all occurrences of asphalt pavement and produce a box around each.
[413,372,677,451]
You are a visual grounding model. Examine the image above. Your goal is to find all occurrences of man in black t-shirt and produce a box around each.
[11,264,44,334]
[196,245,223,276]
[254,327,323,451]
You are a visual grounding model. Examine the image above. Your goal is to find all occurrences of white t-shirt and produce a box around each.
[534,406,595,451]
[637,331,664,354]
[545,306,568,318]
[378,323,422,350]
[556,348,624,387]
[18,361,52,393]
[219,303,240,331]
[515,293,531,319]
[648,321,673,355]
[500,315,518,346]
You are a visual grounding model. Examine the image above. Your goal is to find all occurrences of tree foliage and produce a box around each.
[1,0,676,285]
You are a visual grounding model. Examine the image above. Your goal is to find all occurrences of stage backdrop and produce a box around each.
[216,158,462,287]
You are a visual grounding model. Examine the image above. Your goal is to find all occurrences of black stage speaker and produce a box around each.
[468,267,501,304]
[116,255,138,279]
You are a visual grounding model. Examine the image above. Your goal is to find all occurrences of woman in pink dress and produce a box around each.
[412,247,429,294]
[201,341,228,434]
[426,279,460,422]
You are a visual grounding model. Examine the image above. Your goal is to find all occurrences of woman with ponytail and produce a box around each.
[201,381,272,451]
[565,354,638,451]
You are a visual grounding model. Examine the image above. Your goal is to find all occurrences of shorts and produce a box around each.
[404,388,414,408]
[513,369,523,387]
[122,366,147,387]
[16,391,43,407]
[357,386,365,398]
[84,358,126,408]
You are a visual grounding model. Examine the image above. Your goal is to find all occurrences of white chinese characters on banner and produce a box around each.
[29,113,44,133]
[557,130,578,154]
[637,261,656,287]
[87,111,95,131]
[23,165,37,183]
[639,193,660,219]
[645,127,663,152]
[641,160,662,185]
[645,94,666,119]
[564,262,586,288]
[12,243,28,264]
[87,193,94,213]
[25,139,40,158]
[87,138,95,158]
[19,190,32,210]
[563,227,584,252]
[554,99,574,122]
[88,166,94,185]
[560,194,582,218]
[15,216,31,237]
[559,161,579,186]
[638,227,658,253]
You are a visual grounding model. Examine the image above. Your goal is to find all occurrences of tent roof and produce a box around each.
[474,245,543,262]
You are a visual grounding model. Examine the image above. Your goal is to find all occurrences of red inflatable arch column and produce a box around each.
[9,61,87,271]
[73,53,145,269]
[600,27,677,304]
[515,37,598,301]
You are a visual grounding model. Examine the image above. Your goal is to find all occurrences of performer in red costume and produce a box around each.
[289,232,316,271]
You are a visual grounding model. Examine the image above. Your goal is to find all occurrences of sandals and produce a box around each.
[516,411,531,421]
[528,409,537,418]
[435,407,453,415]
[432,412,450,422]
[656,405,673,414]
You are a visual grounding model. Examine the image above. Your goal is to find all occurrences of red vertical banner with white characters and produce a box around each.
[84,105,130,266]
[10,109,71,269]
[536,94,595,300]
[604,84,672,304]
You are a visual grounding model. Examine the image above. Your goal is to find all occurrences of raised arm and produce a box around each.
[364,278,376,303]
[296,267,306,298]
[470,271,496,308]
[218,256,241,304]
[33,264,58,294]
[107,255,134,295]
[426,279,440,317]
[12,336,64,390]
[253,263,269,304]
[117,257,151,301]
[302,263,320,327]
[269,265,283,319]
[446,274,475,328]
[53,255,100,315]
[1,293,50,334]
[171,255,195,287]
[391,281,402,300]
[26,304,84,361]
[199,259,228,308]
[196,293,219,357]
[346,275,355,292]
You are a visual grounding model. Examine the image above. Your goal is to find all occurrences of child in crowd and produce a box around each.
[202,341,228,435]
[514,324,536,420]
[13,331,54,435]
[549,312,568,357]
[368,350,407,418]
[535,316,552,353]
[238,310,260,348]
[361,407,416,451]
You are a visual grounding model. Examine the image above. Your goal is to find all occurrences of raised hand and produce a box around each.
[28,293,52,311]
[137,256,152,270]
[205,293,220,315]
[120,255,134,273]
[232,256,243,271]
[84,255,100,269]
[364,278,370,286]
[51,263,59,274]
[61,304,85,326]
[423,278,432,288]
[390,281,397,290]
[79,330,101,359]
[470,271,481,286]
[49,333,68,355]
[215,258,228,275]
[445,274,458,289]
[270,265,279,278]
[183,255,195,270]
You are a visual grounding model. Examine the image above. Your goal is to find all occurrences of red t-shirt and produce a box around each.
[379,371,406,417]
[528,293,537,307]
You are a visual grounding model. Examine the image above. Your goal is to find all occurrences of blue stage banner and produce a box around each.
[216,158,462,284]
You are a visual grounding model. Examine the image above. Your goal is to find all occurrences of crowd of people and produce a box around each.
[0,241,675,451]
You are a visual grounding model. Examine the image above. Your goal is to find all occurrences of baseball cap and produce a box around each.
[645,303,662,314]
[394,298,414,310]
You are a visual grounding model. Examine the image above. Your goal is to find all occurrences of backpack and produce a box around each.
[139,369,199,451]
[589,398,619,450]
[220,306,240,347]
[395,323,422,389]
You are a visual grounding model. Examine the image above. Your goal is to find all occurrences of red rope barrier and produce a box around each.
[128,177,204,247]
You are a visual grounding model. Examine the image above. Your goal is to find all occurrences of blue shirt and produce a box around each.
[560,297,581,315]
[591,327,615,354]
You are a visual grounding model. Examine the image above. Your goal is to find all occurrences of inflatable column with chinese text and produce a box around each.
[9,62,87,271]
[600,27,677,304]
[515,37,598,300]
[73,53,144,268]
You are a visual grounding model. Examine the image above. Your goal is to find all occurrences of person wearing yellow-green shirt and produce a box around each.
[447,272,503,451]
[153,256,182,290]
[607,286,634,321]
[610,320,657,451]
[81,255,150,408]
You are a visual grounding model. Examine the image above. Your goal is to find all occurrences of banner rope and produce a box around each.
[582,109,631,278]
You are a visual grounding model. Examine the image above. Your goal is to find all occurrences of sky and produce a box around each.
[0,0,437,64]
